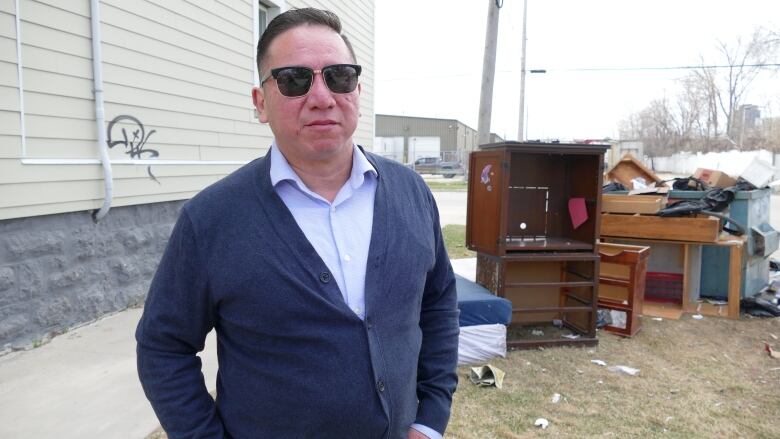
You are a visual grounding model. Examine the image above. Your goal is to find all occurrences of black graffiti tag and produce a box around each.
[106,115,160,183]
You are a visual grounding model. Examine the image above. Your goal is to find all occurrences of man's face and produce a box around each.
[252,25,361,163]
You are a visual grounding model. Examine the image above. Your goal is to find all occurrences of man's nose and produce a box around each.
[306,72,336,107]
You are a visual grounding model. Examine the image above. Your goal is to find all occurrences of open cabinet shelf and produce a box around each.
[468,142,609,349]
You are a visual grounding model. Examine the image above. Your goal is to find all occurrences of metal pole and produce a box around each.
[477,0,501,147]
[517,0,528,141]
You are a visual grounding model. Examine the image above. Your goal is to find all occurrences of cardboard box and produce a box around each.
[693,168,737,188]
[602,194,667,214]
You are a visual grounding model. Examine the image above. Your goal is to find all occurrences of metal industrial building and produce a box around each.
[374,114,503,164]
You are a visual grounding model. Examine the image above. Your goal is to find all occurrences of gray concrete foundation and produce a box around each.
[0,201,184,349]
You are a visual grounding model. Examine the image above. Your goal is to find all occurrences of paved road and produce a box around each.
[432,191,468,226]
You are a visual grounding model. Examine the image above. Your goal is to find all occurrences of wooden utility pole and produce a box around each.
[517,0,528,141]
[477,0,501,146]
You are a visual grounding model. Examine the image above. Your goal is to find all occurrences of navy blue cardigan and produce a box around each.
[136,149,460,439]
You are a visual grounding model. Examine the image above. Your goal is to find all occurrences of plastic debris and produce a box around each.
[469,364,506,388]
[608,365,640,376]
[631,177,648,189]
[551,393,562,404]
[692,314,704,320]
[534,418,549,429]
[770,333,778,340]
[591,359,607,366]
[562,334,580,340]
[596,309,612,328]
[531,329,544,336]
[765,343,780,359]
[652,317,663,321]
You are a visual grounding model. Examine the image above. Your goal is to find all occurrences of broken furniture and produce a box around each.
[605,153,664,190]
[601,236,745,320]
[467,142,608,348]
[597,242,650,337]
[602,193,666,215]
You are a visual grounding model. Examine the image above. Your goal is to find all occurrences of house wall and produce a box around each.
[0,0,375,348]
[0,0,374,221]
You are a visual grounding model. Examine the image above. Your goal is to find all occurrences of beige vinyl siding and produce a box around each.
[0,4,21,162]
[0,0,376,221]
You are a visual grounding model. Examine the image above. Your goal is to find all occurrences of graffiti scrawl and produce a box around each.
[480,164,493,192]
[106,115,160,183]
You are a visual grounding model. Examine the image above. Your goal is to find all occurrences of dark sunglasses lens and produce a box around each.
[275,68,313,97]
[323,65,359,93]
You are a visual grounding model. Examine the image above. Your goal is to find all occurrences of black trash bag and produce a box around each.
[603,182,627,193]
[665,177,710,191]
[769,258,780,272]
[657,180,752,235]
[658,186,737,216]
[658,188,734,216]
[740,294,780,317]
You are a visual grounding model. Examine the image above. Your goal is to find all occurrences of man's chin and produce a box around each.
[304,141,353,158]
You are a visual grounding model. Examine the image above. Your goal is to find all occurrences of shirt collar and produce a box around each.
[269,142,377,190]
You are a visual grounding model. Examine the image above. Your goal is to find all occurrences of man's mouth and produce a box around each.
[306,119,338,127]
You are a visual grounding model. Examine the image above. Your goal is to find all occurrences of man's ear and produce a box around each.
[252,87,269,123]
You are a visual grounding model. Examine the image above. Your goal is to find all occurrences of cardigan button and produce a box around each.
[377,379,385,392]
[319,272,331,283]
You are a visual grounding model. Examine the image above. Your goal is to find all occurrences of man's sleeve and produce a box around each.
[135,208,225,438]
[414,192,461,435]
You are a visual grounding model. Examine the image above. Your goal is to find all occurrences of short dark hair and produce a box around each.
[256,8,357,79]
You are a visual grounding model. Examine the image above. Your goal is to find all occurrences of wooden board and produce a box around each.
[602,194,666,214]
[642,302,683,320]
[605,153,663,189]
[601,214,720,243]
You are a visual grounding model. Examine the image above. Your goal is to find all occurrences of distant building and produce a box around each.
[607,140,644,168]
[374,114,503,164]
[730,104,761,145]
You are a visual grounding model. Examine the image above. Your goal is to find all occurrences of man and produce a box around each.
[136,7,459,439]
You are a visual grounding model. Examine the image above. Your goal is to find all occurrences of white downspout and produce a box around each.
[14,0,26,157]
[90,0,113,222]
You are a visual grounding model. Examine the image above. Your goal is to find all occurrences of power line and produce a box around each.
[549,63,780,72]
[376,63,780,82]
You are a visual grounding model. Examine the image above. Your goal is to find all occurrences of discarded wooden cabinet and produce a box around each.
[597,242,650,337]
[467,142,609,348]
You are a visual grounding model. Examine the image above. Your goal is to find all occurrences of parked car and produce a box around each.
[412,157,463,178]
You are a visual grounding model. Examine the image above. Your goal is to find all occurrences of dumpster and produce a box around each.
[666,188,777,299]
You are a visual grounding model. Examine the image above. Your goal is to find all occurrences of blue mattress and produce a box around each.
[455,274,512,327]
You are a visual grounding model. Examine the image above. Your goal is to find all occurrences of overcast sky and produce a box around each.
[374,0,780,141]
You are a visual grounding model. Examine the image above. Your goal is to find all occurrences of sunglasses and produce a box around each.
[261,64,362,97]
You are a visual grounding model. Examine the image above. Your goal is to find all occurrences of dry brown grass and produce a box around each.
[148,316,780,438]
[448,315,780,438]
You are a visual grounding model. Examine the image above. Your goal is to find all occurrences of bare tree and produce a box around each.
[619,27,780,156]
